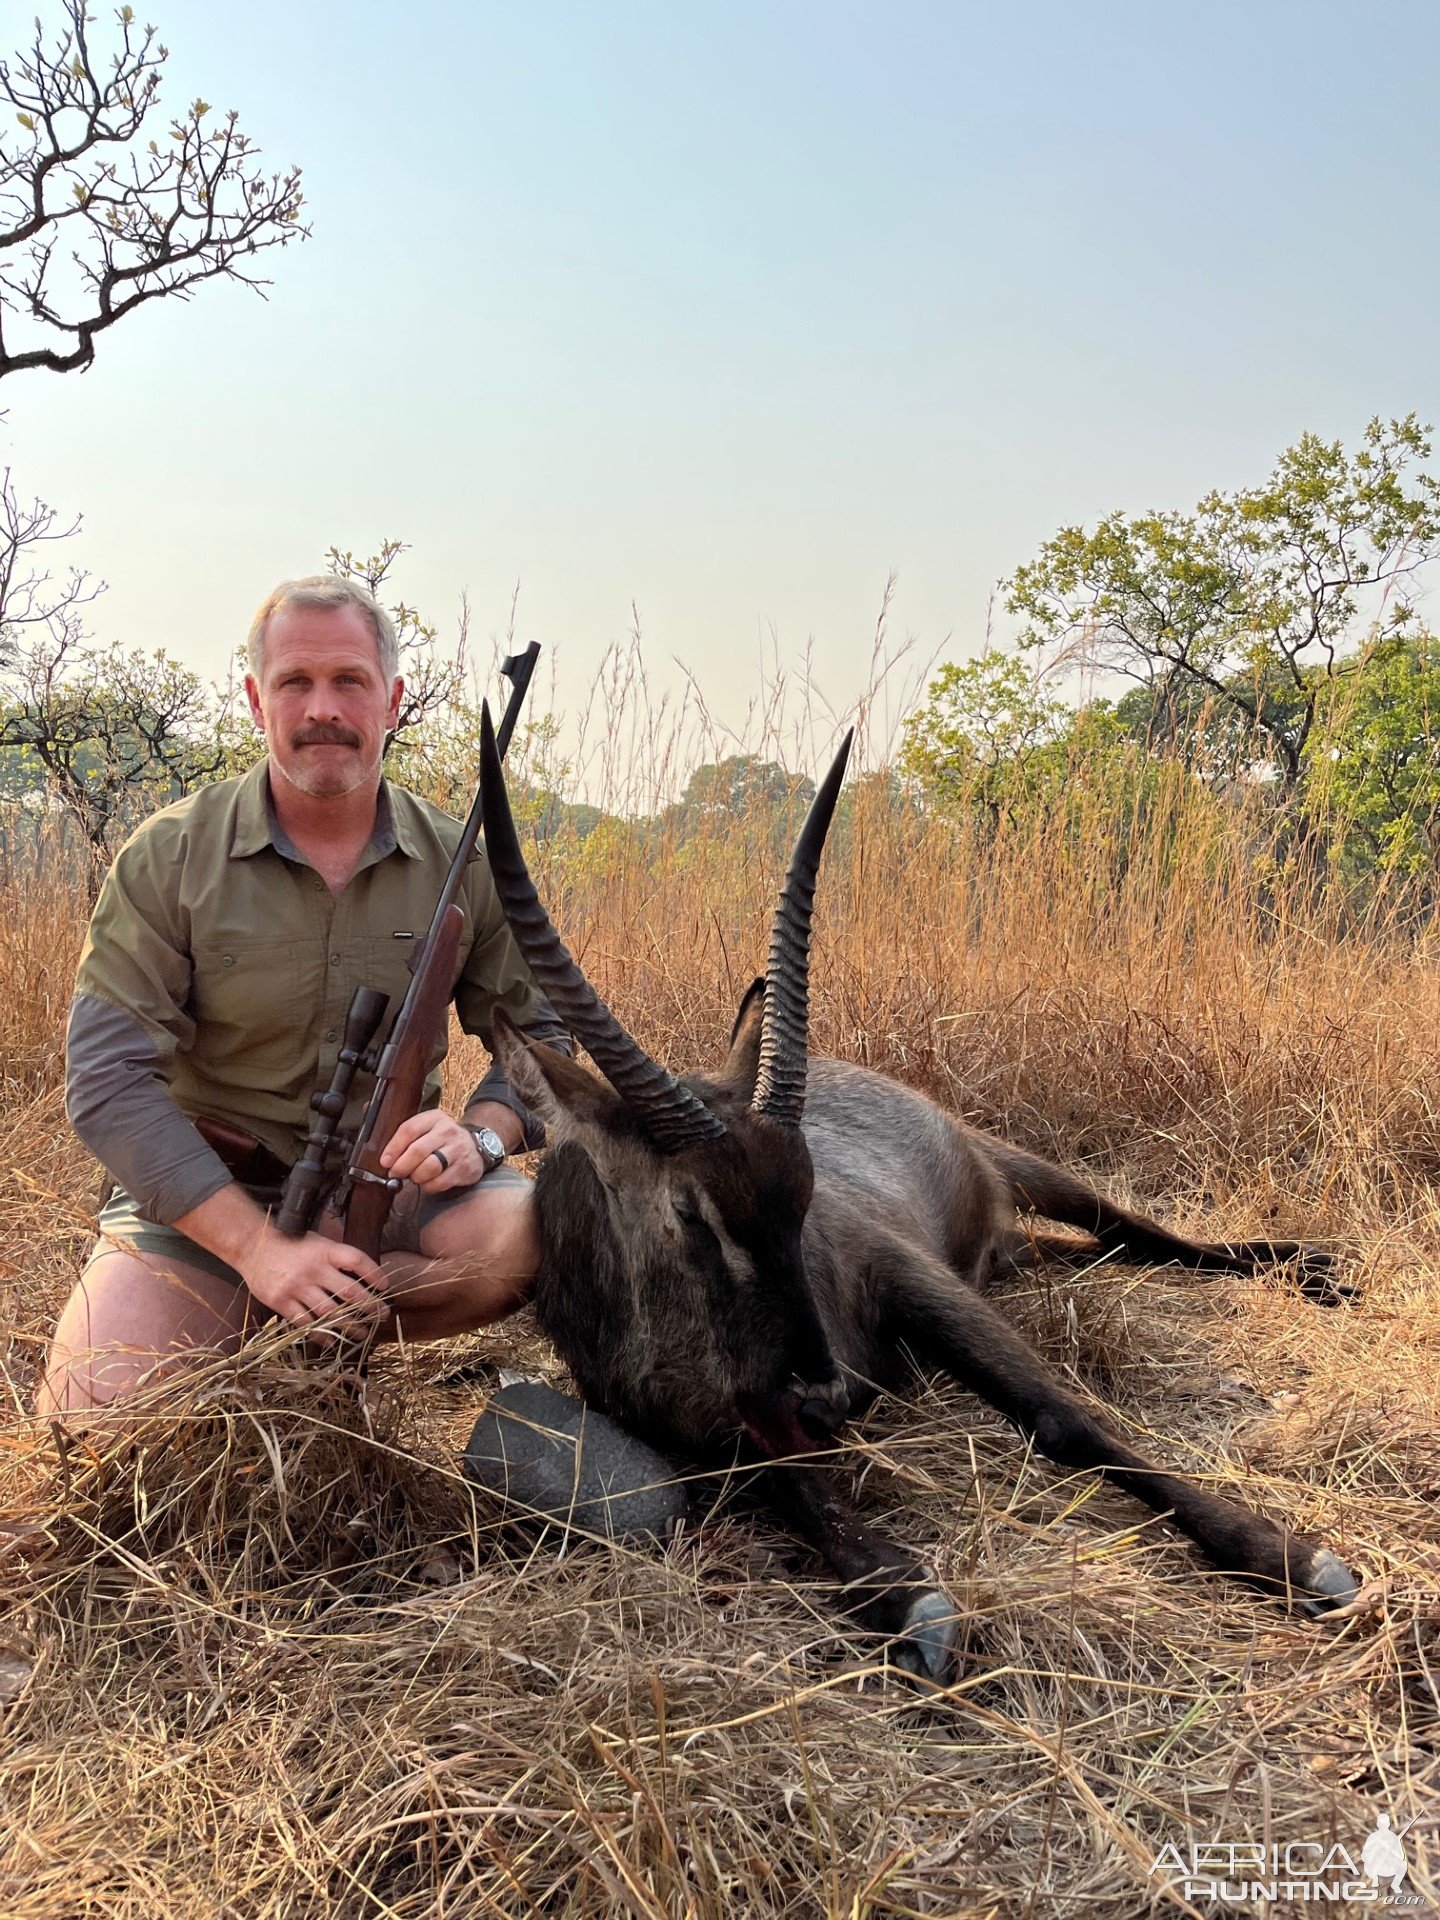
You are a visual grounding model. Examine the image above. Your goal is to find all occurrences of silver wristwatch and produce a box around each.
[466,1124,507,1172]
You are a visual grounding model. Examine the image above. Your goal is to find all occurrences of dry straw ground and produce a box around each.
[1,686,1438,1918]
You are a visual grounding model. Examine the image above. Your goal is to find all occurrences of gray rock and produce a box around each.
[461,1381,688,1544]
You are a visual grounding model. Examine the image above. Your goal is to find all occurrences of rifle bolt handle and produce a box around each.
[352,1169,403,1194]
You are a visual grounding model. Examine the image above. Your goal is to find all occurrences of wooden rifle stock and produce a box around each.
[340,905,464,1260]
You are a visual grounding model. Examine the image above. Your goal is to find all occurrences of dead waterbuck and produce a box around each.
[475,705,1359,1680]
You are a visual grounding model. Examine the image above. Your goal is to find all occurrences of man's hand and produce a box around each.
[175,1183,390,1343]
[238,1221,390,1341]
[381,1111,488,1192]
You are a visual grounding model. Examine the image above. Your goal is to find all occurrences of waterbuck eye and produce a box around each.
[673,1192,708,1229]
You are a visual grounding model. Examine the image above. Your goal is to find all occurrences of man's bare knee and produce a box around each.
[418,1182,539,1274]
[38,1250,258,1416]
[378,1183,539,1335]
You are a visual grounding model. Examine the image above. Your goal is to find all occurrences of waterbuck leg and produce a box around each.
[880,1245,1358,1613]
[759,1459,960,1683]
[975,1134,1353,1305]
[994,1225,1104,1274]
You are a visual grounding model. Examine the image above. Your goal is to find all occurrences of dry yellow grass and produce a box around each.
[1,687,1438,1917]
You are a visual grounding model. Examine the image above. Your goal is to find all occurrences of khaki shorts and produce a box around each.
[88,1164,530,1289]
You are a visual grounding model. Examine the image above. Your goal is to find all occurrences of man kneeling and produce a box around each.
[39,575,565,1413]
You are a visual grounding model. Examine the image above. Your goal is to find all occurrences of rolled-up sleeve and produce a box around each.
[66,833,232,1224]
[455,851,572,1149]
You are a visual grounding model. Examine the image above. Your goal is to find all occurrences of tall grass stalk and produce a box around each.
[1,655,1436,1918]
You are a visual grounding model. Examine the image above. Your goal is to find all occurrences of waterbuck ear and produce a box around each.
[722,977,766,1095]
[489,1009,629,1138]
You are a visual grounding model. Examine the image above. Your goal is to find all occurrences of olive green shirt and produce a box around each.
[66,757,565,1225]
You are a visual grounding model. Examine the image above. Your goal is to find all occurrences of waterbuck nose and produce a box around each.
[796,1375,850,1440]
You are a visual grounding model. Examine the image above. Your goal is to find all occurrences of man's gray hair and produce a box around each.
[247,576,399,681]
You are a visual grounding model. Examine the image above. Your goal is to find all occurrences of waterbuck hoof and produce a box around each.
[1292,1249,1361,1309]
[891,1587,961,1684]
[1298,1546,1361,1615]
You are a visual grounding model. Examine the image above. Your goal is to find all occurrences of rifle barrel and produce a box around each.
[355,641,542,1130]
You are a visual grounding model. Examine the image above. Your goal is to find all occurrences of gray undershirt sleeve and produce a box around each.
[66,995,235,1225]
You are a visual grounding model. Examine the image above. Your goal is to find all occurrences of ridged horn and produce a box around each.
[478,702,726,1156]
[752,729,854,1127]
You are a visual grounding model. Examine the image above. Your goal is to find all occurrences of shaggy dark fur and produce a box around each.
[489,988,1358,1682]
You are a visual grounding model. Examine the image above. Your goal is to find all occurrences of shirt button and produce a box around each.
[329,954,340,966]
[325,1029,337,1043]
[222,955,234,967]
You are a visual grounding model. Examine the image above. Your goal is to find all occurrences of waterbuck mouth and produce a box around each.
[738,1377,851,1458]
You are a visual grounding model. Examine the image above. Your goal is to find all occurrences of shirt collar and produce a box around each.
[381,780,424,860]
[229,758,421,862]
[229,757,276,859]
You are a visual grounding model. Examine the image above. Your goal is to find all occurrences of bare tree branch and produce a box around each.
[0,466,102,662]
[0,0,308,380]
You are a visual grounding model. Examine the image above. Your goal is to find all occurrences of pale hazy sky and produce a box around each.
[9,0,1439,771]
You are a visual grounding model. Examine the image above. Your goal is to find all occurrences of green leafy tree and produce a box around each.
[680,756,814,821]
[899,649,1070,827]
[0,470,219,861]
[661,754,816,849]
[1309,634,1440,877]
[1007,416,1440,800]
[1,635,223,859]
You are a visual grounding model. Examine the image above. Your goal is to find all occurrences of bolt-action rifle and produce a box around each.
[273,643,541,1260]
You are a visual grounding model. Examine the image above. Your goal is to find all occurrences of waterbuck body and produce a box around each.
[477,708,1360,1680]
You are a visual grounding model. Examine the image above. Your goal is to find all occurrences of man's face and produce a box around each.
[245,603,403,800]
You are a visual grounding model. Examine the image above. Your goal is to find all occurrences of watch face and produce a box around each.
[475,1127,506,1164]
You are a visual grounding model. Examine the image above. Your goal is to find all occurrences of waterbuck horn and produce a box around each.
[477,703,726,1156]
[752,729,854,1127]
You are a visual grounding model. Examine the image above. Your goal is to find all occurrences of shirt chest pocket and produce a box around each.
[355,927,473,1006]
[353,930,470,1069]
[190,938,309,1084]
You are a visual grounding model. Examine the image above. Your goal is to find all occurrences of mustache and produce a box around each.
[290,724,362,749]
